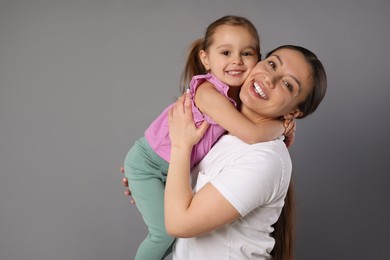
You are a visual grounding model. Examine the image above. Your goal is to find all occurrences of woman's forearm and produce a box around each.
[164,144,194,236]
[165,92,212,237]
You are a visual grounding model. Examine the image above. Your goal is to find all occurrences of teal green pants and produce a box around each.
[124,137,175,260]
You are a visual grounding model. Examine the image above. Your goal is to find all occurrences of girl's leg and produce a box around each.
[129,176,174,260]
[124,138,174,260]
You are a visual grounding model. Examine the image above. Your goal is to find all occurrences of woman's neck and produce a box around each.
[239,104,275,124]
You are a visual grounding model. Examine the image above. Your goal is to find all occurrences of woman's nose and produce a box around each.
[264,75,276,89]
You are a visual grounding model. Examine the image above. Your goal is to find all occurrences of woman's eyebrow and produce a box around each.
[271,54,283,66]
[271,54,302,93]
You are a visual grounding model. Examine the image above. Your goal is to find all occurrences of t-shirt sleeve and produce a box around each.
[210,150,285,216]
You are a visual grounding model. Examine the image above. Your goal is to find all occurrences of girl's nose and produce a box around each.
[232,55,243,65]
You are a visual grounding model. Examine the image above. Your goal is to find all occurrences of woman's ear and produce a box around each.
[283,109,303,120]
[199,50,210,71]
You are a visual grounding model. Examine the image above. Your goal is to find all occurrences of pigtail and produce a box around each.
[180,38,207,93]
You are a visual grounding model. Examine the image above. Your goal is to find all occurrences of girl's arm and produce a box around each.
[165,93,241,237]
[195,81,284,144]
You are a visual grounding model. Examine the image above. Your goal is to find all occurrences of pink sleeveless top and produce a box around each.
[145,73,237,168]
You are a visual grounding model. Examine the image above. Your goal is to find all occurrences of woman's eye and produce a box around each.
[268,60,276,70]
[283,81,293,92]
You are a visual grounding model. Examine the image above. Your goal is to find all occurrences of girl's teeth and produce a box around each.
[254,82,267,99]
[227,71,242,75]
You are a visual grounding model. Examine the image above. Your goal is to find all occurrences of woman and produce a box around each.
[123,15,288,260]
[124,45,327,259]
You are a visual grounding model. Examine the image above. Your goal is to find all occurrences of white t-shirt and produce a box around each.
[173,135,292,260]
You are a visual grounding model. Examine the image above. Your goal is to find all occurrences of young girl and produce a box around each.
[124,15,289,259]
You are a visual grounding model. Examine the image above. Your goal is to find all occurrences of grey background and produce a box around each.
[0,0,389,259]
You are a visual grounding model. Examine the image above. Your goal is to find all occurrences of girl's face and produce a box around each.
[199,25,259,88]
[239,48,313,120]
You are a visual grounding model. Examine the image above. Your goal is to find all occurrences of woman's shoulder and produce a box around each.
[211,135,291,171]
[224,135,289,153]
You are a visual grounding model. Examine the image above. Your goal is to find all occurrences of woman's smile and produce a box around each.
[253,81,268,100]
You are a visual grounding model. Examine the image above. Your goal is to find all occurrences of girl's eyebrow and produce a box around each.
[270,54,302,93]
[216,44,233,49]
[216,44,256,50]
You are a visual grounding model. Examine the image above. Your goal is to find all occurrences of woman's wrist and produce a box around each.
[171,143,193,156]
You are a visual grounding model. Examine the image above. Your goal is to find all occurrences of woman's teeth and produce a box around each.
[254,82,267,99]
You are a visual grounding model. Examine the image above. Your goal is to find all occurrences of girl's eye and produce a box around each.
[221,51,230,56]
[283,81,294,92]
[242,52,254,57]
[268,60,276,70]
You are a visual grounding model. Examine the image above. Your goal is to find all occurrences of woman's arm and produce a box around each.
[195,81,284,144]
[165,93,240,238]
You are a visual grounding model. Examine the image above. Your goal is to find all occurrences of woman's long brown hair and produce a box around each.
[269,45,327,259]
[271,179,296,260]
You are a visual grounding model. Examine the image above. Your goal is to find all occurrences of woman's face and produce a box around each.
[239,48,313,120]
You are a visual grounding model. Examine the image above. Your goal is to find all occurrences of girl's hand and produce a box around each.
[283,118,296,148]
[168,91,209,150]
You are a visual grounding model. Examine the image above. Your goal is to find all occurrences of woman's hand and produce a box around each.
[168,91,209,150]
[120,166,135,205]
